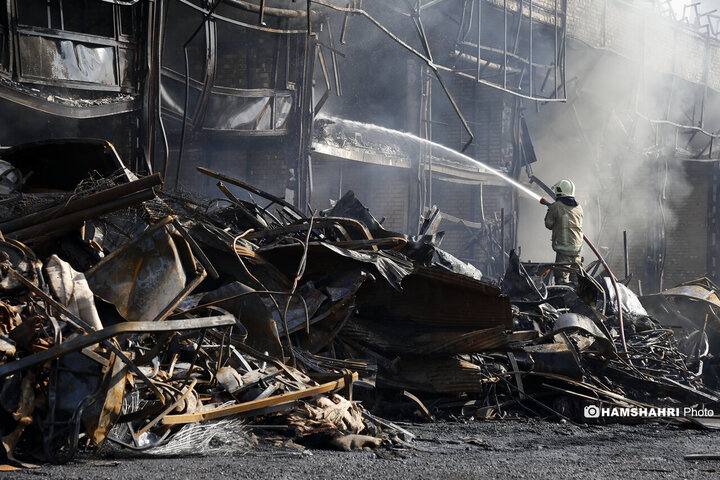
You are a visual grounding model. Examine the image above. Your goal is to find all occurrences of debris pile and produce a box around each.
[0,160,718,467]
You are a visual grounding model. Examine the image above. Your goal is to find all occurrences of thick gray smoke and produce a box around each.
[519,2,718,290]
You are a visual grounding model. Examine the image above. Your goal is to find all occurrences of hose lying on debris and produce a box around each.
[539,197,629,362]
[582,234,630,362]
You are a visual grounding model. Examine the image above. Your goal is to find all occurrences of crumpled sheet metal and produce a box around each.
[259,242,413,291]
[378,356,497,393]
[340,318,509,356]
[323,190,389,239]
[553,313,615,354]
[654,284,720,310]
[45,255,103,331]
[514,343,583,380]
[432,248,483,281]
[640,282,720,331]
[601,278,648,318]
[356,266,513,329]
[86,221,190,323]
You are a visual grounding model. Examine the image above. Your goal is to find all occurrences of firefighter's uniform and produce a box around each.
[544,181,583,284]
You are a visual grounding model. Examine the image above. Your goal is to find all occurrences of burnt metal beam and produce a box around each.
[0,173,162,234]
[0,316,235,378]
[175,0,224,190]
[10,189,156,241]
[197,166,305,216]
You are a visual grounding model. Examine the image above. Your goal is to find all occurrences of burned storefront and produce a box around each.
[0,0,563,274]
[0,0,147,168]
[0,0,719,475]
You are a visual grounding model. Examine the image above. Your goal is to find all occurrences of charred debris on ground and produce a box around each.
[0,152,718,468]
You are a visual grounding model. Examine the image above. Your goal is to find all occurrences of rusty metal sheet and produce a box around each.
[86,220,188,323]
[340,318,509,355]
[378,356,496,393]
[355,267,513,330]
[87,353,127,446]
[553,313,615,354]
[259,242,413,291]
[656,284,720,309]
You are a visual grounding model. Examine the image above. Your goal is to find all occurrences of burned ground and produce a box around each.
[2,421,720,479]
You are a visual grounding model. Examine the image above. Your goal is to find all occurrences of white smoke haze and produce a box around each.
[520,6,712,290]
[310,0,716,289]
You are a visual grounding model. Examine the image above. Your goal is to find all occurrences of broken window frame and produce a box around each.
[0,0,11,77]
[161,0,304,136]
[8,0,140,93]
[200,86,295,135]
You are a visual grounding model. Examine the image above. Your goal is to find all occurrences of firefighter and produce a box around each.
[543,179,583,285]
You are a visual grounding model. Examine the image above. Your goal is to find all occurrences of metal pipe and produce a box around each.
[408,6,474,151]
[196,166,304,216]
[0,173,163,234]
[327,16,342,96]
[340,3,350,43]
[476,0,481,82]
[176,0,224,190]
[11,190,157,241]
[158,0,171,187]
[529,0,533,97]
[501,207,505,272]
[623,230,629,278]
[554,0,557,96]
[258,0,267,24]
[503,0,507,88]
[584,233,629,358]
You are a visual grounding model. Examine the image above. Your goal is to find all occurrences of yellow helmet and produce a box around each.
[552,179,575,197]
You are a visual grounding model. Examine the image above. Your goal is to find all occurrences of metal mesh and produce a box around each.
[103,417,251,458]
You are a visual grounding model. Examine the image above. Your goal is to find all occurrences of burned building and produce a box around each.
[0,0,146,167]
[0,0,718,289]
[2,0,720,470]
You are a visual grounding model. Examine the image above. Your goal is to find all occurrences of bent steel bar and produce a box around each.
[0,173,162,234]
[0,316,235,378]
[197,166,305,216]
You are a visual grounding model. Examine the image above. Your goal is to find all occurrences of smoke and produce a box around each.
[520,4,712,289]
[312,1,716,287]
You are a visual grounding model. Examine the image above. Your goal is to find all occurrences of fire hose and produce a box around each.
[540,197,630,360]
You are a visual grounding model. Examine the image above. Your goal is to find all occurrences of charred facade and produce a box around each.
[0,0,717,288]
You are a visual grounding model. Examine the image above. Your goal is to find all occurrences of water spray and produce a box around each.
[318,117,629,359]
[318,116,543,202]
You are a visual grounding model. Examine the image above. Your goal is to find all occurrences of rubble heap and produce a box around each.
[0,164,717,467]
